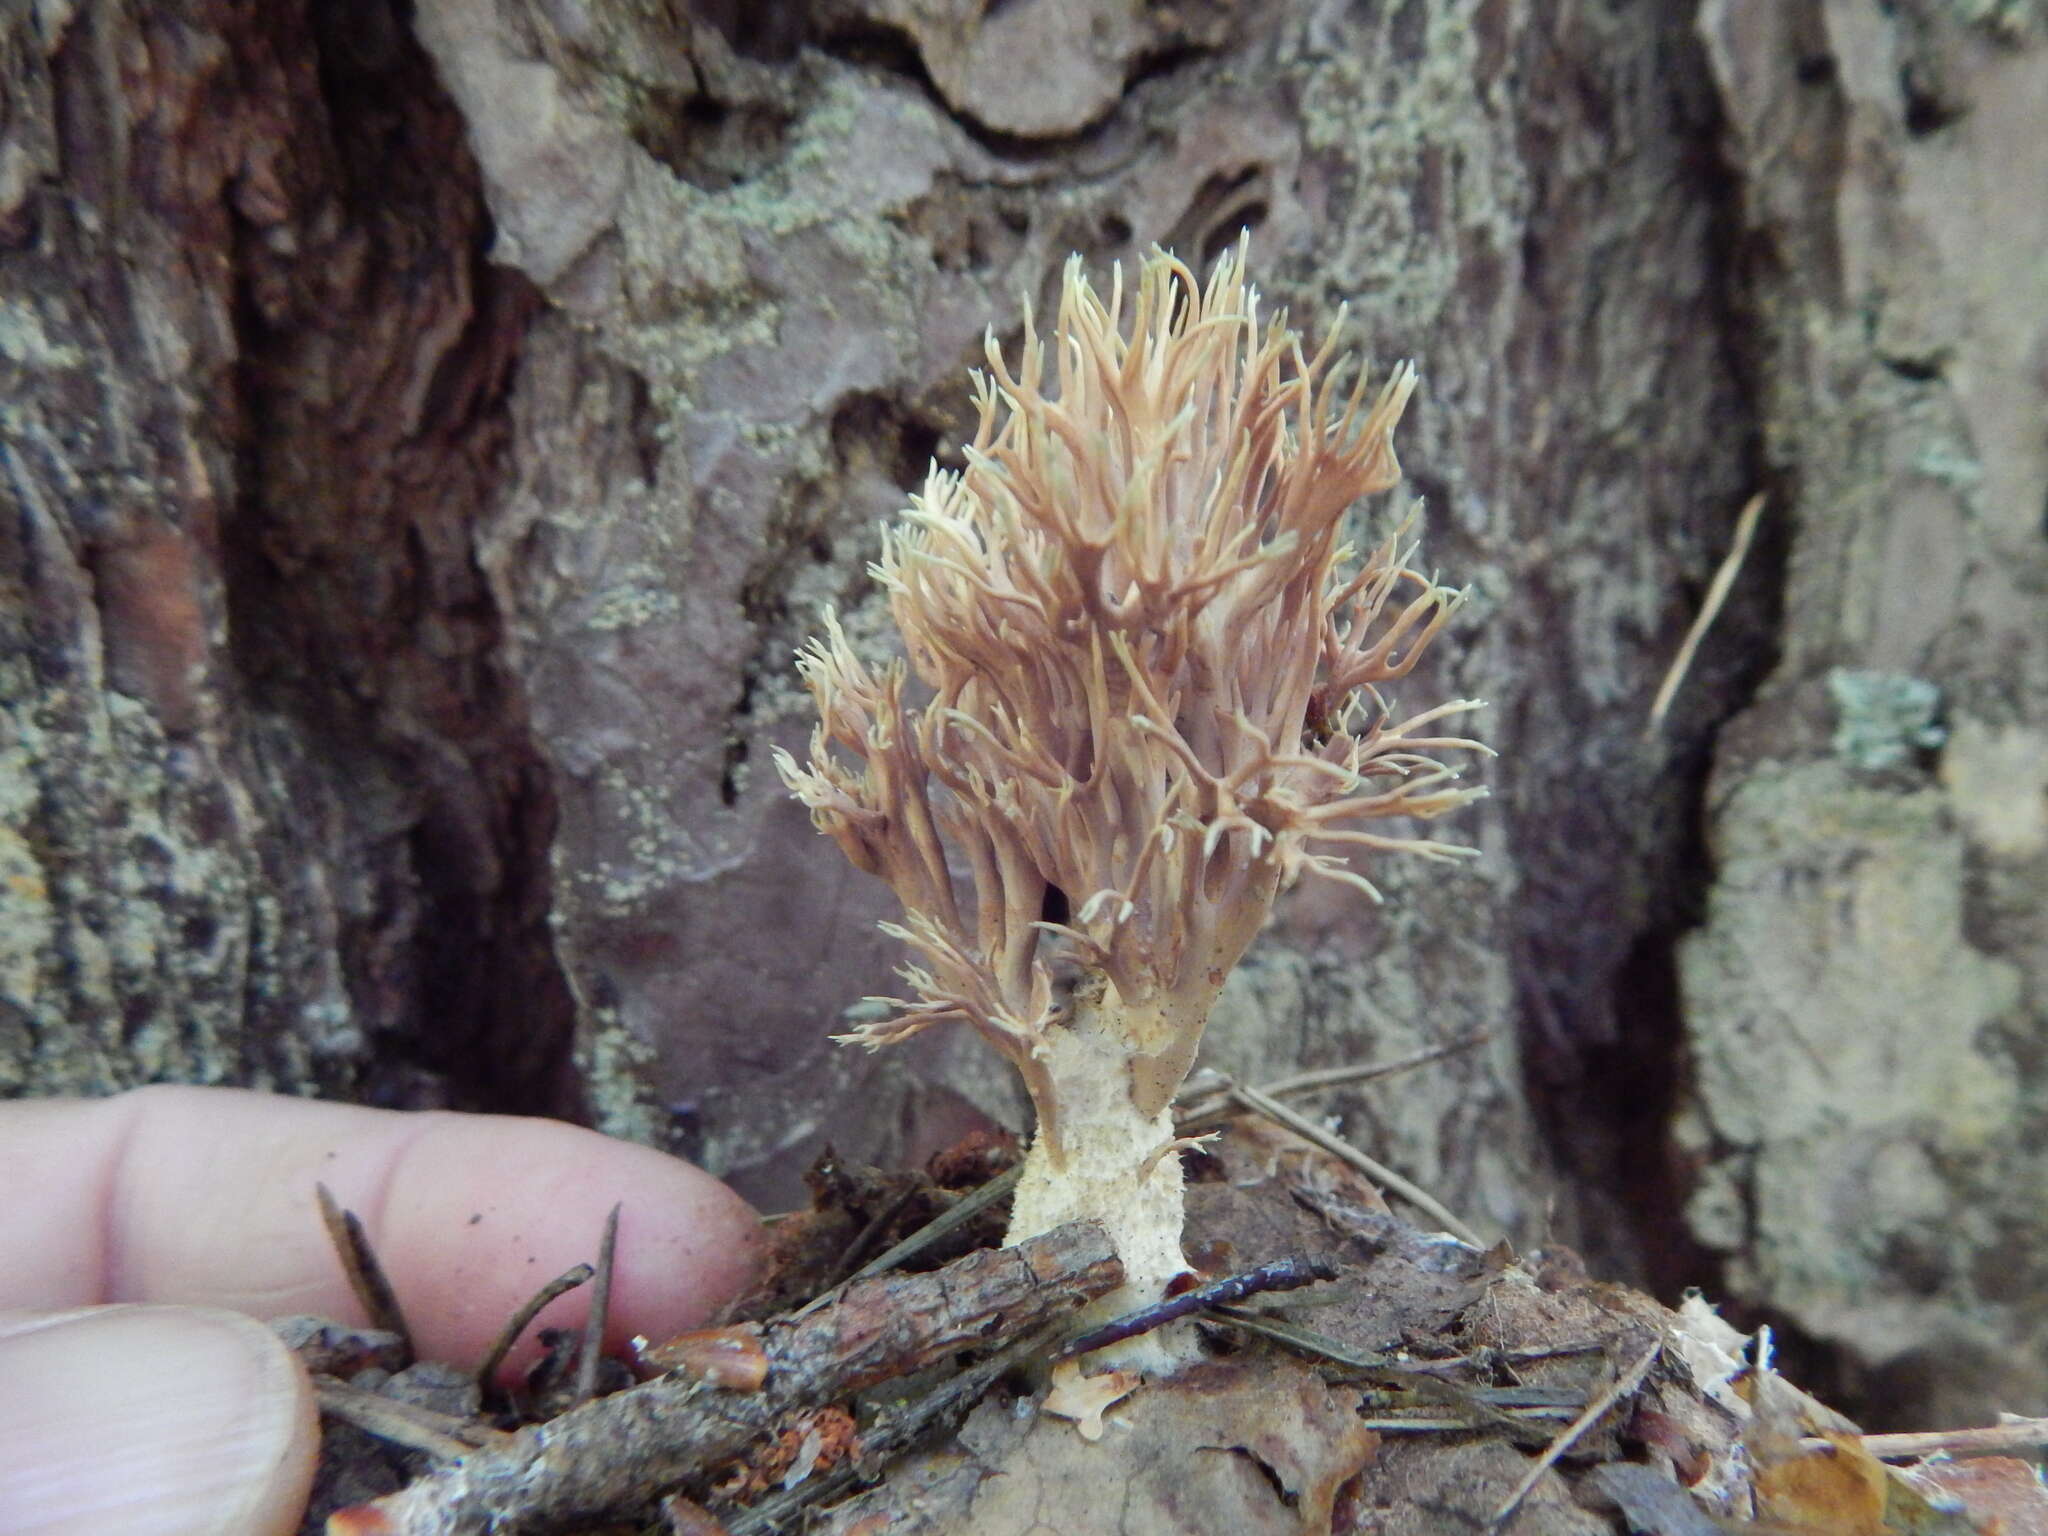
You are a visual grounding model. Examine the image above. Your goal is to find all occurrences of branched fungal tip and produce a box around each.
[778,240,1488,1371]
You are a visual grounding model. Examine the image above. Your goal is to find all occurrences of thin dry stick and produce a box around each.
[1205,1305,1404,1374]
[317,1182,416,1360]
[1644,492,1767,738]
[329,1220,1121,1536]
[720,1321,1064,1536]
[1816,1415,2048,1462]
[570,1204,622,1408]
[1363,1415,1570,1433]
[1214,1309,1561,1442]
[1056,1257,1335,1361]
[828,1183,923,1286]
[1253,1034,1490,1099]
[1488,1337,1662,1532]
[1397,1340,1609,1377]
[474,1264,594,1391]
[848,1164,1021,1282]
[1228,1081,1484,1247]
[314,1379,511,1461]
[1177,1034,1489,1125]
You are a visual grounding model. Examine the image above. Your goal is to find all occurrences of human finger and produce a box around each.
[0,1088,763,1374]
[0,1304,317,1536]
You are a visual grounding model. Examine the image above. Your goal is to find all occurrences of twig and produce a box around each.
[1396,1340,1609,1378]
[474,1264,593,1392]
[1055,1257,1336,1361]
[1644,492,1766,738]
[827,1184,922,1286]
[1811,1415,2048,1462]
[329,1221,1121,1536]
[314,1378,511,1461]
[1256,1033,1489,1097]
[1349,1382,1583,1414]
[1213,1309,1564,1442]
[1227,1081,1484,1247]
[848,1164,1020,1282]
[318,1182,416,1362]
[720,1322,1062,1536]
[1177,1034,1489,1125]
[1489,1336,1661,1532]
[1361,1413,1572,1433]
[1204,1306,1405,1374]
[571,1205,621,1408]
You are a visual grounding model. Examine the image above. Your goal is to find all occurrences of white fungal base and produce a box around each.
[1003,1022,1197,1375]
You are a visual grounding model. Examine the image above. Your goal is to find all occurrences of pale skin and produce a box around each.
[0,1086,764,1536]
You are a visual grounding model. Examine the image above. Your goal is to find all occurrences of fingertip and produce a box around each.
[371,1114,766,1373]
[7,1087,767,1386]
[0,1304,317,1536]
[566,1136,769,1351]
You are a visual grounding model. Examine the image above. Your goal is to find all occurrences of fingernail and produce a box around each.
[0,1304,316,1536]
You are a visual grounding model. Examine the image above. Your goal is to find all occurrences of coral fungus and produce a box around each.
[777,242,1486,1367]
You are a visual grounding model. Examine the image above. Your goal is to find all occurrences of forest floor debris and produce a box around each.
[283,1054,2048,1536]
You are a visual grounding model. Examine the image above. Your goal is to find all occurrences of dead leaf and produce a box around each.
[959,1355,1377,1535]
[1041,1360,1140,1442]
[1755,1435,1889,1535]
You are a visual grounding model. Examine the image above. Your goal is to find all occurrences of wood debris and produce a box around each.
[295,1118,2045,1536]
[317,1182,416,1362]
[325,1219,1120,1534]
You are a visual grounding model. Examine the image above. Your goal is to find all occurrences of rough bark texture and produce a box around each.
[3,0,2041,1428]
[1682,0,2048,1429]
[0,0,570,1113]
[334,1220,1121,1535]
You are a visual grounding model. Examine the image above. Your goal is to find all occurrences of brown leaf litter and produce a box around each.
[289,1120,2048,1536]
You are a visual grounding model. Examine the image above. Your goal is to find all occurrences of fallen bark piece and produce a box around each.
[328,1220,1120,1536]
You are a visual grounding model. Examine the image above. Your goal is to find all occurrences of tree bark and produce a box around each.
[1684,0,2048,1429]
[4,0,2041,1427]
[0,0,570,1114]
